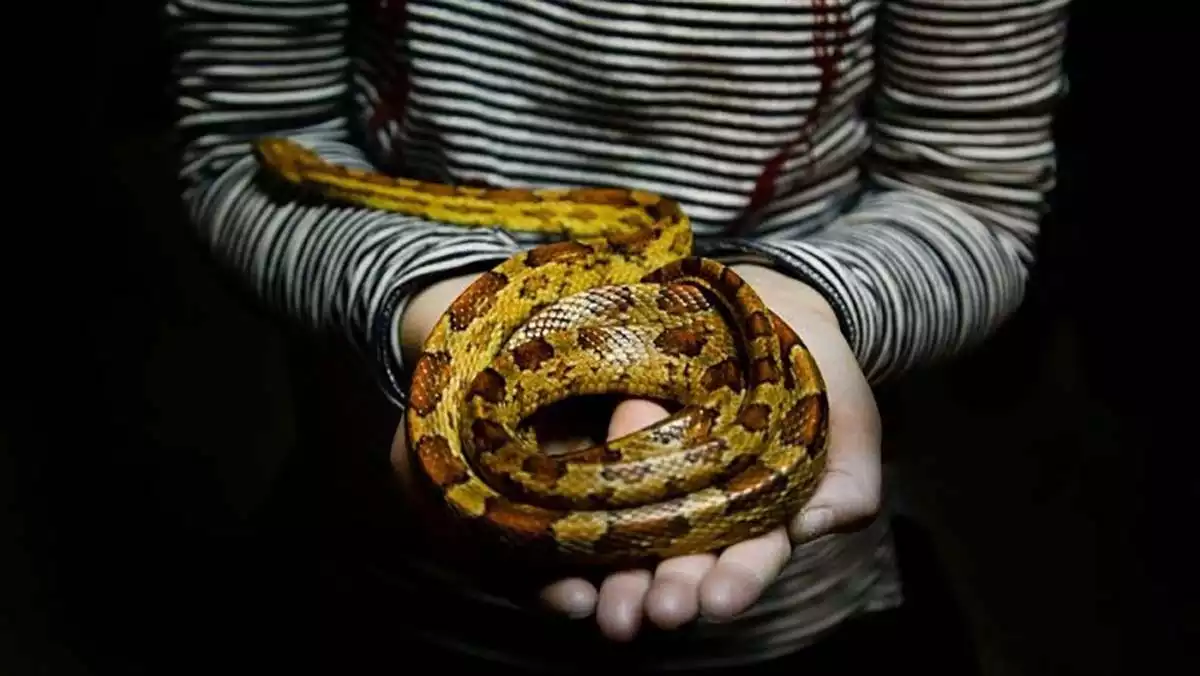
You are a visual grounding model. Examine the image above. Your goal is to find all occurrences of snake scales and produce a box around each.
[253,137,830,568]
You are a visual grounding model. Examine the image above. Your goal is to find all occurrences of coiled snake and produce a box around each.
[254,138,830,568]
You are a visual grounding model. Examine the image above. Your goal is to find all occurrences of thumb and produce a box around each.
[787,352,882,542]
[768,306,881,543]
[608,399,671,440]
[789,461,881,542]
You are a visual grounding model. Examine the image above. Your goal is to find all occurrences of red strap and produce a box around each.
[368,0,412,170]
[730,0,848,234]
[367,1,847,213]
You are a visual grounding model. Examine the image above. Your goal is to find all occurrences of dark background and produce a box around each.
[5,2,1181,674]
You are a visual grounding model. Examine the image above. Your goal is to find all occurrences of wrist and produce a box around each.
[399,266,840,361]
[731,263,839,328]
[400,273,478,363]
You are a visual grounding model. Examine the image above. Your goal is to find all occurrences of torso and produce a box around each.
[339,1,903,670]
[354,0,877,238]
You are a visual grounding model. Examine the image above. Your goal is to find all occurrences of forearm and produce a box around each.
[739,195,1031,383]
[169,0,355,313]
[715,0,1067,384]
[169,1,521,403]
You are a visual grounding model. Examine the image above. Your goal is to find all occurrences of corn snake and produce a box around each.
[253,137,830,567]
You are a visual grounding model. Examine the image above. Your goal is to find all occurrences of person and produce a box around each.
[167,0,1069,672]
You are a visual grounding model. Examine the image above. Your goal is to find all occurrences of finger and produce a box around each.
[589,402,668,640]
[790,369,881,543]
[645,554,716,630]
[790,458,881,542]
[540,578,598,619]
[596,569,653,642]
[607,398,670,440]
[606,400,710,632]
[531,396,611,454]
[699,526,791,621]
[391,420,427,500]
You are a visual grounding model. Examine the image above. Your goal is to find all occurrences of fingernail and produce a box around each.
[796,507,833,541]
[699,578,747,624]
[543,599,592,620]
[700,603,740,624]
[539,587,595,619]
[560,592,595,619]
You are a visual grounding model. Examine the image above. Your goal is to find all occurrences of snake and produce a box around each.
[253,137,830,568]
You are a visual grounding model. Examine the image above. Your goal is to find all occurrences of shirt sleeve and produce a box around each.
[168,0,522,405]
[706,0,1068,383]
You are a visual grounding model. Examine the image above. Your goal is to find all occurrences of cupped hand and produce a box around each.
[392,264,882,642]
[539,265,882,640]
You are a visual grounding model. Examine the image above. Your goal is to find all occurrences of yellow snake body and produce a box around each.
[254,138,830,567]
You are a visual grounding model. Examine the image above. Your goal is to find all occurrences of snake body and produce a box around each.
[254,138,830,567]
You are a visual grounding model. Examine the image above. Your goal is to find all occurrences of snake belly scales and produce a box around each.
[254,137,830,567]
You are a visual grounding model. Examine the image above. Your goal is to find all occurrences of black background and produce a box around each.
[4,2,1185,674]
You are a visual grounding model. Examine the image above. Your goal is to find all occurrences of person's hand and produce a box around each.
[391,264,882,641]
[537,265,881,639]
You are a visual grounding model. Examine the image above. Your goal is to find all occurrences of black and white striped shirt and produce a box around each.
[168,0,1067,669]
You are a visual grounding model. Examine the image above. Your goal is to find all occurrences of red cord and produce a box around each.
[367,0,411,170]
[731,0,849,234]
[367,0,848,217]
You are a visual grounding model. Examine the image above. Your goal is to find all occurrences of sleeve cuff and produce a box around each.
[374,235,863,407]
[370,252,519,407]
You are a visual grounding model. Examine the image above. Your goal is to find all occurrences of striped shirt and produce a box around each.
[168,0,1067,670]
